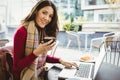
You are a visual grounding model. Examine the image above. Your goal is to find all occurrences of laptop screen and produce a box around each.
[93,44,106,79]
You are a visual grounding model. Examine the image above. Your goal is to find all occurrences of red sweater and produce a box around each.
[12,26,60,80]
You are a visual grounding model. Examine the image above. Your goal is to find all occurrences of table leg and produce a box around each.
[85,34,88,51]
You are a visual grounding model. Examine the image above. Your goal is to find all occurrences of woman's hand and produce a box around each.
[59,59,79,69]
[33,39,56,56]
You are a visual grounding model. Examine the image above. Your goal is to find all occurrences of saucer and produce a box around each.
[80,55,96,62]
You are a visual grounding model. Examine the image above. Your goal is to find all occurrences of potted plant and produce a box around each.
[63,14,81,31]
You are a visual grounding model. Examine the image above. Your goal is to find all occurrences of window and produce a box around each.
[81,0,120,10]
[94,9,120,22]
[52,0,83,30]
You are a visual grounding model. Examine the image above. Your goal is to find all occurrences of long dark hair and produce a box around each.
[22,0,59,37]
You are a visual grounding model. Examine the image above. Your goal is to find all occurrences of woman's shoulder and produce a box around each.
[17,26,26,31]
[14,26,27,37]
[15,26,27,34]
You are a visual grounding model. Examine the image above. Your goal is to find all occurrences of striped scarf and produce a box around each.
[25,21,46,80]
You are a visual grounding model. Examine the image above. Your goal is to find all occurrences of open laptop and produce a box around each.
[58,44,106,80]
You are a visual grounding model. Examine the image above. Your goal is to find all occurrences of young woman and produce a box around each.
[12,0,78,80]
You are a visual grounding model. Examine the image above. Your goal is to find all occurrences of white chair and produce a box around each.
[50,40,59,56]
[66,31,81,50]
[89,32,115,53]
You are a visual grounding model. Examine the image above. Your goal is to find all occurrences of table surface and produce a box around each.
[47,62,120,80]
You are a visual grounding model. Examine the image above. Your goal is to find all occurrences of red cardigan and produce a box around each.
[12,26,60,80]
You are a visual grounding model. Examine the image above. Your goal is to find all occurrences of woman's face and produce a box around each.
[35,6,54,28]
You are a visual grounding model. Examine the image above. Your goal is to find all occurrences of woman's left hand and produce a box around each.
[59,59,79,69]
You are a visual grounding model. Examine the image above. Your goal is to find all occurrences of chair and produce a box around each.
[89,32,115,53]
[104,35,120,67]
[0,39,9,47]
[50,40,59,56]
[66,31,81,50]
[0,38,13,56]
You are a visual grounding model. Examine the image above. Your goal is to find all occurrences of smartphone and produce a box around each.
[43,37,56,43]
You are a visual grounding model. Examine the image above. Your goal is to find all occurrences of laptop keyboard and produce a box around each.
[75,64,91,78]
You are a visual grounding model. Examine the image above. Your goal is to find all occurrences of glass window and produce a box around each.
[99,14,115,22]
[61,0,67,3]
[85,0,107,6]
[53,0,83,18]
[94,9,120,22]
[0,0,84,32]
[84,11,94,21]
[52,0,84,30]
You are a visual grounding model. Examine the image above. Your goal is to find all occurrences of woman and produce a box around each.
[12,0,78,80]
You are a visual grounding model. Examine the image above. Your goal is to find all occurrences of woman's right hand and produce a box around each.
[33,40,56,56]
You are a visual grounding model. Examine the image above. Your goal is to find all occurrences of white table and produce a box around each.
[78,31,95,51]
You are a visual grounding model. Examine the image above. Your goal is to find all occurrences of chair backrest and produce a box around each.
[103,32,115,37]
[104,35,120,67]
[50,40,59,56]
[89,32,115,53]
[0,39,9,47]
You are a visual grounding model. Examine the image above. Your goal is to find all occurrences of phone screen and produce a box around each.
[43,37,56,43]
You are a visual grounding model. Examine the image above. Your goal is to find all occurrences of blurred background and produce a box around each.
[0,0,120,49]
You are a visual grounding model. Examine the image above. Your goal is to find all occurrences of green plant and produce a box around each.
[62,16,85,31]
[62,23,71,31]
[62,23,81,32]
[73,24,80,32]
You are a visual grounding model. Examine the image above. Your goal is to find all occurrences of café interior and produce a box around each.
[0,0,120,80]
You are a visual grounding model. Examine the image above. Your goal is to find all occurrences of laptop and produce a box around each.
[58,44,106,80]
